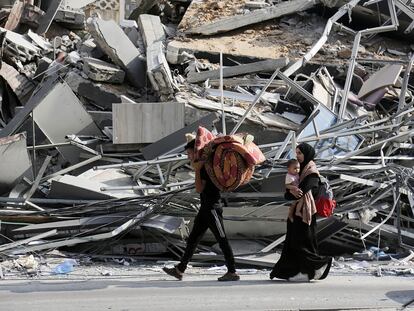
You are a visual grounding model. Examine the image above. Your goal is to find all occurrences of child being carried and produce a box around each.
[285,159,300,199]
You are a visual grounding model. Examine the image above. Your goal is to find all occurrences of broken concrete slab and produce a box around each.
[138,14,166,48]
[26,29,53,51]
[65,71,122,109]
[82,57,125,84]
[87,17,146,88]
[78,38,104,58]
[166,37,286,65]
[0,133,33,196]
[1,26,40,63]
[112,101,185,144]
[146,41,174,97]
[185,0,318,36]
[187,58,289,83]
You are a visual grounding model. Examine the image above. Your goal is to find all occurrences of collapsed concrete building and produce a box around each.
[0,0,413,277]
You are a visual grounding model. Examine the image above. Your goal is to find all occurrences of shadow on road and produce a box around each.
[386,290,414,308]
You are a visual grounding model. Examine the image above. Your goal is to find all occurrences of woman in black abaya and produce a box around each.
[270,143,332,281]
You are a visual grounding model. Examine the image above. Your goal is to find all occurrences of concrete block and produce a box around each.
[87,17,146,88]
[21,4,44,28]
[147,41,174,96]
[82,57,125,84]
[54,8,85,30]
[138,14,165,48]
[1,27,40,63]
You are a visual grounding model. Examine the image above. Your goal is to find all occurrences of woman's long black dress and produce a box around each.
[270,173,332,280]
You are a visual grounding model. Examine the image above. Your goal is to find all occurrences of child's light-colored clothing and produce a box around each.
[285,173,299,187]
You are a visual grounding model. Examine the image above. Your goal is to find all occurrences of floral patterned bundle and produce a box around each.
[193,126,265,192]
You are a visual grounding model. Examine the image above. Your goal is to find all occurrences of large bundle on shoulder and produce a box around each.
[193,126,265,192]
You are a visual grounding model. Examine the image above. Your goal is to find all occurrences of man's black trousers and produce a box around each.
[176,205,236,273]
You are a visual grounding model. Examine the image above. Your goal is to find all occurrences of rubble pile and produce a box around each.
[0,0,413,277]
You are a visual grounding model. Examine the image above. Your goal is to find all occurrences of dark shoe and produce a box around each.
[218,272,240,282]
[163,266,183,280]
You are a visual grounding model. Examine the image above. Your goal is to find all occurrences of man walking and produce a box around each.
[163,137,239,281]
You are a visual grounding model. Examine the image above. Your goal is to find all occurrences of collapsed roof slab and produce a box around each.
[184,0,318,36]
[167,38,284,65]
[87,17,146,88]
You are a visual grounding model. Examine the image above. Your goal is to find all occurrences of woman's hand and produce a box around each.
[290,187,303,198]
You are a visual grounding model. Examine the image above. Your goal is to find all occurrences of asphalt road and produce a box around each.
[0,274,413,311]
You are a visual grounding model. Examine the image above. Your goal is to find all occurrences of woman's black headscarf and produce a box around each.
[297,142,315,171]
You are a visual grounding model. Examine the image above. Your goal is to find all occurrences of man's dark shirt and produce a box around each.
[199,167,221,209]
